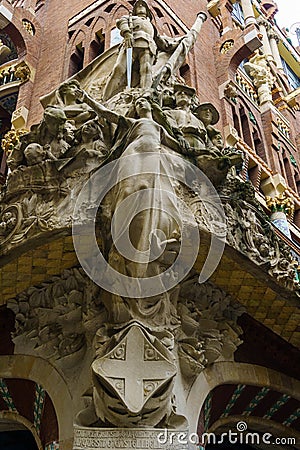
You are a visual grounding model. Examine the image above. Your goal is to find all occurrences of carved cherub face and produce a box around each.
[3,212,12,221]
[24,143,47,165]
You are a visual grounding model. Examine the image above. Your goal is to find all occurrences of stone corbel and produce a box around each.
[11,106,29,130]
[207,0,220,18]
[260,173,287,197]
[285,87,300,110]
[224,124,240,146]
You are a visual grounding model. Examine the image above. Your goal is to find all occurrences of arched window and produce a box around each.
[69,42,84,76]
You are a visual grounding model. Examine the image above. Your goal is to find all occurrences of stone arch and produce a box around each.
[0,354,74,450]
[88,16,107,57]
[110,3,130,26]
[186,361,300,433]
[3,22,27,59]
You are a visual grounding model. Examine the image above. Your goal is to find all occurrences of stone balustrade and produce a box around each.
[235,70,259,104]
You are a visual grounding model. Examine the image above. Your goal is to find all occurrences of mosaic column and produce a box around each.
[257,16,273,59]
[268,30,284,70]
[266,192,294,238]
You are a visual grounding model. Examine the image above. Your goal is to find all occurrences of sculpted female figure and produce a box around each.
[57,80,96,126]
[74,88,186,331]
[78,89,182,275]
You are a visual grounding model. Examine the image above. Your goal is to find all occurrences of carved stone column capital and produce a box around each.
[268,30,280,43]
[266,191,294,217]
[257,15,270,30]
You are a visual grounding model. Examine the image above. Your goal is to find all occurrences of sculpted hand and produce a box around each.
[73,87,85,101]
[178,136,190,153]
[124,33,134,48]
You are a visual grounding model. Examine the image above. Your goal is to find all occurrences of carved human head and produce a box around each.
[81,119,103,141]
[208,128,223,149]
[43,106,67,134]
[174,84,196,106]
[24,143,47,165]
[63,120,76,143]
[132,0,153,20]
[135,96,151,116]
[58,79,81,99]
[194,102,219,126]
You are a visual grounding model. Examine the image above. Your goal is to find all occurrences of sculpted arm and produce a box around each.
[78,90,120,124]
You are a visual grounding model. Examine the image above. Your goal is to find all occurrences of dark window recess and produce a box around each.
[240,107,252,148]
[248,164,259,189]
[85,17,94,27]
[0,430,39,450]
[179,64,191,85]
[104,3,116,13]
[153,7,164,18]
[232,106,241,137]
[89,32,105,62]
[170,24,180,36]
[253,130,266,161]
[69,43,84,76]
[283,155,294,189]
[281,57,300,91]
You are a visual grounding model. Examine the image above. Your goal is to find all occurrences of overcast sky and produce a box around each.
[274,0,300,46]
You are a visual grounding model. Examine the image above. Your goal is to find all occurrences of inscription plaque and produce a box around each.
[73,426,191,450]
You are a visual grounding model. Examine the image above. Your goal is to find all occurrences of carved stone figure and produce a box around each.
[177,277,244,377]
[165,84,207,153]
[0,39,11,63]
[193,102,219,129]
[244,52,276,105]
[1,6,299,443]
[153,12,207,87]
[103,0,157,99]
[64,118,109,176]
[103,1,207,99]
[57,79,96,126]
[7,268,103,367]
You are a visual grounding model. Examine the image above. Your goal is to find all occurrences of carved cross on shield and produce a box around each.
[92,325,177,414]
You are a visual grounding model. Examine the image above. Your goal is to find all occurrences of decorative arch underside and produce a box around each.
[0,378,58,448]
[199,383,300,449]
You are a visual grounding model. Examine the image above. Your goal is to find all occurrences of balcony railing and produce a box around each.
[235,70,259,105]
[0,60,30,91]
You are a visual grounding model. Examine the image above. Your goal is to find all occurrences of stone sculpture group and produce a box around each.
[0,1,298,446]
